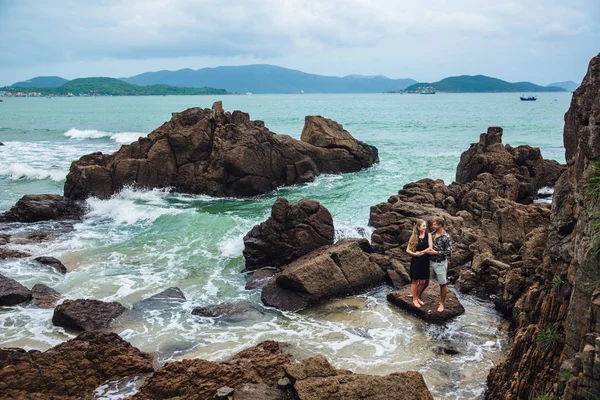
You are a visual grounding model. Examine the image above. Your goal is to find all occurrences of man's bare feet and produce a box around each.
[413,300,422,308]
[418,299,425,306]
[437,304,444,312]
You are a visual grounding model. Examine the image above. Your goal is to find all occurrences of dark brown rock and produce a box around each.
[233,383,284,400]
[52,299,128,331]
[132,340,291,400]
[245,268,279,290]
[0,247,30,260]
[64,104,378,200]
[0,194,84,222]
[0,331,153,400]
[0,274,32,306]
[387,283,465,323]
[34,256,67,274]
[31,283,60,308]
[243,198,334,271]
[261,239,386,311]
[285,355,433,400]
[192,301,264,322]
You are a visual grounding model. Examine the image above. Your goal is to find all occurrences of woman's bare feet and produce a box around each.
[418,299,425,306]
[437,304,445,312]
[413,300,422,308]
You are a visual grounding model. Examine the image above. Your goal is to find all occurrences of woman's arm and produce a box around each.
[406,243,421,257]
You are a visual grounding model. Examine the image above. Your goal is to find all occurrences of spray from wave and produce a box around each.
[0,163,66,182]
[64,128,145,144]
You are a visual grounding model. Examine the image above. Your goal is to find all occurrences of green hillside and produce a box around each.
[5,77,227,96]
[11,76,69,88]
[405,75,566,93]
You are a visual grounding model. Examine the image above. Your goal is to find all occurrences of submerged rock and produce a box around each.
[261,239,386,311]
[64,103,379,200]
[52,299,128,331]
[0,194,85,222]
[387,283,465,323]
[0,331,153,400]
[0,274,32,306]
[34,256,67,274]
[31,283,61,308]
[243,198,334,271]
[245,268,279,290]
[0,247,30,260]
[132,287,186,312]
[192,301,264,323]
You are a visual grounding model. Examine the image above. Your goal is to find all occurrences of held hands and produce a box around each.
[424,248,437,255]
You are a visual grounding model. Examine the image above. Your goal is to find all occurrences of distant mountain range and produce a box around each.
[6,77,227,96]
[120,65,417,94]
[547,81,579,92]
[9,65,575,94]
[405,75,566,93]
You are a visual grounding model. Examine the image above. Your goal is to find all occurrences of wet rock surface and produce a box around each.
[64,102,379,200]
[245,268,279,290]
[0,247,30,260]
[132,287,186,312]
[261,239,387,311]
[387,283,465,323]
[192,301,265,323]
[0,194,84,222]
[0,331,154,400]
[52,299,128,331]
[34,256,67,274]
[243,198,334,271]
[0,274,32,306]
[31,283,60,308]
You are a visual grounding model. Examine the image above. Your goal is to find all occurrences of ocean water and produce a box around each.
[0,93,571,399]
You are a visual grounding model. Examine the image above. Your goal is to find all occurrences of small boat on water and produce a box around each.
[520,95,537,101]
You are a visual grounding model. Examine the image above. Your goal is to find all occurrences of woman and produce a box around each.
[405,219,432,308]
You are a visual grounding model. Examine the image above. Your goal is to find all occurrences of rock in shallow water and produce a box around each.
[0,194,84,222]
[64,104,379,200]
[243,197,335,271]
[34,256,67,274]
[192,301,265,323]
[387,283,465,323]
[0,274,32,306]
[132,287,186,312]
[245,268,279,290]
[52,299,128,331]
[31,283,61,308]
[0,331,154,400]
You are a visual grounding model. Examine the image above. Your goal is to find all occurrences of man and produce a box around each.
[424,216,453,312]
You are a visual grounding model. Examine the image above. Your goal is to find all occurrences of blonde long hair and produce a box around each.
[407,219,427,252]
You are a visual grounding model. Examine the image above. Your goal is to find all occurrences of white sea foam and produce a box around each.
[334,223,374,242]
[1,163,66,181]
[64,128,145,144]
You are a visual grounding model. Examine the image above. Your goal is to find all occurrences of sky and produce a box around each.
[0,0,598,86]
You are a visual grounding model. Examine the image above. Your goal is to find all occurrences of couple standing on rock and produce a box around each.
[406,216,453,312]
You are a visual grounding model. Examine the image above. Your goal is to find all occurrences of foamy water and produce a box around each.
[0,93,571,399]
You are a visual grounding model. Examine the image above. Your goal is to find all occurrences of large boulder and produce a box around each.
[387,283,465,323]
[0,331,154,400]
[243,198,334,271]
[64,102,379,200]
[261,239,387,311]
[0,274,32,306]
[284,355,433,400]
[52,299,128,331]
[132,340,291,400]
[0,194,84,222]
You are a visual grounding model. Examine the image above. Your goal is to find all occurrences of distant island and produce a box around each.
[404,75,566,93]
[3,77,228,97]
[546,80,579,92]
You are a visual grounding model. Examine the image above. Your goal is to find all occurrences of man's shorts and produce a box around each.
[430,259,448,285]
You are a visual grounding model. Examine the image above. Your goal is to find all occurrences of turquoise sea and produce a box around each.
[0,93,571,399]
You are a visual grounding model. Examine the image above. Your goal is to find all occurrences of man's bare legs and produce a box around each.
[438,284,448,312]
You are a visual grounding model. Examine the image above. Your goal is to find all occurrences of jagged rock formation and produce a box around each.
[52,299,128,331]
[456,127,566,203]
[485,53,600,399]
[387,283,465,323]
[0,332,154,400]
[0,194,84,222]
[64,102,378,199]
[0,274,32,306]
[261,239,387,311]
[243,198,334,271]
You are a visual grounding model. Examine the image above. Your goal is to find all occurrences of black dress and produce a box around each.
[410,234,430,281]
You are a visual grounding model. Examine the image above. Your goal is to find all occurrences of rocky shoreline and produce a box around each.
[1,53,598,399]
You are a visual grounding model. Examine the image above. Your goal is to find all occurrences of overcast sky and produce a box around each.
[0,0,598,86]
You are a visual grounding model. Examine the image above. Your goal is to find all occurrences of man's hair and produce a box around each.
[433,216,445,227]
